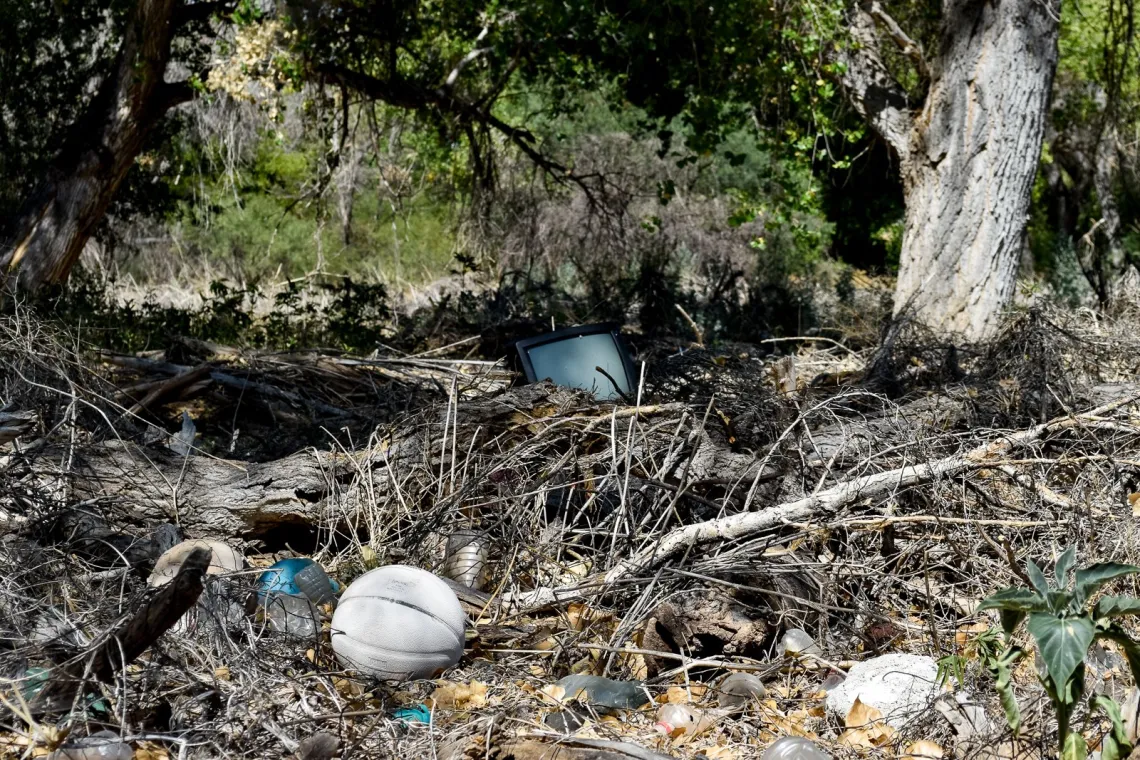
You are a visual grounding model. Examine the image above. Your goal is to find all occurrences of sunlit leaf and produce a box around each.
[1074,563,1140,603]
[1055,546,1077,588]
[1093,596,1140,620]
[1026,613,1095,690]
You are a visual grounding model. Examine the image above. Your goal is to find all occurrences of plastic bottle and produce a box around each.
[556,674,650,710]
[48,731,132,760]
[260,593,320,639]
[781,628,822,657]
[760,736,832,760]
[443,529,490,590]
[717,672,767,710]
[653,704,718,738]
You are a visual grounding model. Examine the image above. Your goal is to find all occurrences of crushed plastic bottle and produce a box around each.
[653,704,718,738]
[555,674,650,710]
[258,558,339,605]
[717,672,768,710]
[48,731,133,760]
[443,529,490,590]
[259,593,320,639]
[760,736,832,760]
[781,628,822,658]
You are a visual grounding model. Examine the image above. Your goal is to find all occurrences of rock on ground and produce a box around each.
[825,653,939,728]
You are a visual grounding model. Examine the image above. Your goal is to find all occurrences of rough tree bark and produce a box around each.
[0,0,193,295]
[840,0,1061,341]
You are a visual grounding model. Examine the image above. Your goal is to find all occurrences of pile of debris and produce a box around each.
[2,307,1140,758]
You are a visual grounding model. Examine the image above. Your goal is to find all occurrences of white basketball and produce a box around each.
[331,565,466,680]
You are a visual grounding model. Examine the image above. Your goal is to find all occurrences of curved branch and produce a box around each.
[835,4,915,160]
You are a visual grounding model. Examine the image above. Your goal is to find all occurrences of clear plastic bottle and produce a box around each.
[653,704,718,737]
[48,731,133,760]
[717,672,767,710]
[760,736,832,760]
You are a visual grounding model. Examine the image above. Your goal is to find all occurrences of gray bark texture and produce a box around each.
[840,0,1062,341]
[0,0,185,294]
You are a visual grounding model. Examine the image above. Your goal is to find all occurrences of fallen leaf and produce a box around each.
[845,698,884,728]
[539,684,567,704]
[955,622,990,647]
[214,666,231,681]
[702,746,739,760]
[1130,492,1140,517]
[903,740,944,759]
[839,698,895,748]
[134,742,170,760]
[430,681,488,710]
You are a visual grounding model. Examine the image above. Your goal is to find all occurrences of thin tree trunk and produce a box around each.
[840,0,1061,341]
[0,0,187,295]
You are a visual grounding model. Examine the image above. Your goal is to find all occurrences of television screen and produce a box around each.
[515,324,635,401]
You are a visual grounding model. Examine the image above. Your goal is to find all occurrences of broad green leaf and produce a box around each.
[1097,626,1140,687]
[999,609,1026,638]
[1027,558,1051,596]
[1026,613,1095,689]
[1062,732,1088,760]
[991,654,1022,733]
[1103,735,1126,760]
[1074,563,1140,602]
[976,588,1047,613]
[1055,546,1077,588]
[1092,694,1133,760]
[1093,595,1140,620]
[1048,590,1075,615]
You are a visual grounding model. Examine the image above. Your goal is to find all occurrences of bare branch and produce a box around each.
[835,4,915,159]
[865,1,929,79]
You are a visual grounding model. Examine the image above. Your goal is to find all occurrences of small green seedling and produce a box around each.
[977,546,1140,759]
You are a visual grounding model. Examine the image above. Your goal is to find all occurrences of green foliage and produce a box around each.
[977,546,1140,758]
[41,274,393,355]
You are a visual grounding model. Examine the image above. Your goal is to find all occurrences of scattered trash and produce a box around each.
[392,704,432,724]
[544,708,586,733]
[169,410,196,456]
[825,653,939,729]
[554,674,651,710]
[760,737,833,760]
[781,628,822,658]
[653,703,717,738]
[258,592,321,639]
[47,731,132,760]
[258,558,339,604]
[330,565,466,680]
[820,672,845,691]
[297,732,340,760]
[148,539,246,634]
[443,529,490,590]
[716,672,767,710]
[149,539,244,586]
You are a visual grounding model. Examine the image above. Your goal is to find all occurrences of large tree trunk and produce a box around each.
[0,0,185,295]
[841,0,1061,341]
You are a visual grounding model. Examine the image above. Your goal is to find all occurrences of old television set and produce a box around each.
[514,323,637,401]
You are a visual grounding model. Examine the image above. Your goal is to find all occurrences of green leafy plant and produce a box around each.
[977,546,1140,759]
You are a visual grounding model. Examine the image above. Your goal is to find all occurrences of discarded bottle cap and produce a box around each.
[761,737,832,760]
[258,558,339,604]
[443,529,490,591]
[781,628,821,657]
[717,672,767,709]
